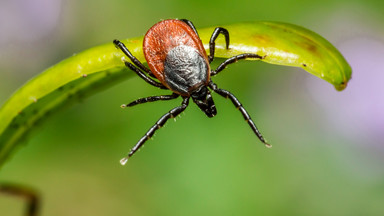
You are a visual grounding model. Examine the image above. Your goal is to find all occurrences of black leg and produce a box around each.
[208,82,271,148]
[120,97,190,164]
[121,93,179,108]
[209,27,230,63]
[179,19,199,36]
[123,60,168,89]
[113,39,154,76]
[211,53,265,76]
[0,183,39,216]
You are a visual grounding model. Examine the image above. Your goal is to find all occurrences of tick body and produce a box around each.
[144,19,210,96]
[114,19,270,164]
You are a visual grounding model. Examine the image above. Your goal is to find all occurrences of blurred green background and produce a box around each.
[1,0,383,215]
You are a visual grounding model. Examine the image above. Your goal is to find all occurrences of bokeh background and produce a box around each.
[1,0,383,215]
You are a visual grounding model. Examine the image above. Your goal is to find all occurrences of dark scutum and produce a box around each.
[164,45,209,95]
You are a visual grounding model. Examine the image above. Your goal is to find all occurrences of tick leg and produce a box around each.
[123,60,167,89]
[0,183,39,216]
[120,97,190,164]
[113,39,155,78]
[211,53,264,76]
[208,82,271,148]
[121,93,179,108]
[209,27,230,63]
[179,19,199,37]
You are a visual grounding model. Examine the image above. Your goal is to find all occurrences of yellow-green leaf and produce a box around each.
[0,21,352,165]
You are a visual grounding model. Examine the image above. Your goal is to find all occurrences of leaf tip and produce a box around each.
[334,80,349,91]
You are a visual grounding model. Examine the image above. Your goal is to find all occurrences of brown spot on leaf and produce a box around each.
[300,42,317,53]
[252,34,272,45]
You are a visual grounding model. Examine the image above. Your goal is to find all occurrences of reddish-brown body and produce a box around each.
[143,19,210,95]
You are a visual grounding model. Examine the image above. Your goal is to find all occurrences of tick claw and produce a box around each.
[120,157,128,165]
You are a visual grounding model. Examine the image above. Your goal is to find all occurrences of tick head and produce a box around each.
[191,85,216,118]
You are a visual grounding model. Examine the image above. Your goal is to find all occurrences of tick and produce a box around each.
[114,19,270,165]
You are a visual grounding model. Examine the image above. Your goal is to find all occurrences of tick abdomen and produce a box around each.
[143,19,210,95]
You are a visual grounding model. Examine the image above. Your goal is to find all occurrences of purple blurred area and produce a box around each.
[0,0,69,84]
[307,31,384,149]
[0,0,62,43]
